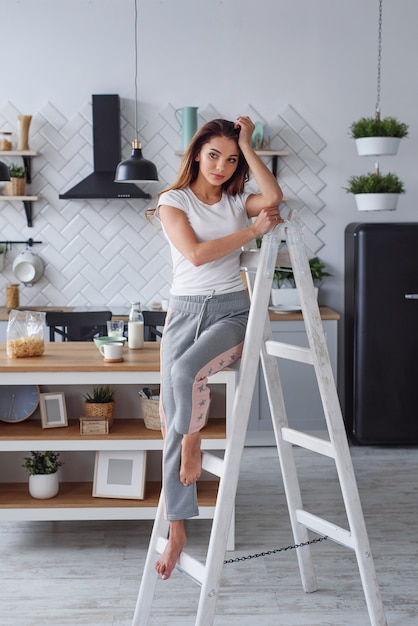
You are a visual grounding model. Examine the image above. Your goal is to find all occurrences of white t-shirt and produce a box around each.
[157,187,250,296]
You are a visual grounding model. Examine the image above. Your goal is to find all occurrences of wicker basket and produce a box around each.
[139,388,161,430]
[84,401,115,427]
[139,388,211,430]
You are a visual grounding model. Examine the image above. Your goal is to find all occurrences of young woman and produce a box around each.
[155,116,283,580]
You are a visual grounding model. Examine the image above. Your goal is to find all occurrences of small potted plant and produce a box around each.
[83,385,116,426]
[23,451,63,499]
[344,169,405,212]
[6,163,26,196]
[271,257,331,307]
[349,116,409,156]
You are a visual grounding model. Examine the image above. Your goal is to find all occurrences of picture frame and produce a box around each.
[92,450,147,499]
[39,392,68,429]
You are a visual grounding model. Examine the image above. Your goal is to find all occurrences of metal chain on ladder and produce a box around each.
[224,536,328,565]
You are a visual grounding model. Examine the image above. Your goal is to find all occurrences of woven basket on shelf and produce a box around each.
[139,388,211,431]
[84,401,115,427]
[139,388,161,430]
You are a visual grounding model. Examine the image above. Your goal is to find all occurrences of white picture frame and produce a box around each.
[92,450,147,499]
[39,392,68,429]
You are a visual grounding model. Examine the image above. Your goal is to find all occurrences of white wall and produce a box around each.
[1,0,417,356]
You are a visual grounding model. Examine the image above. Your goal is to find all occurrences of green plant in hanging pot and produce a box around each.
[349,116,409,156]
[83,385,116,427]
[344,169,405,212]
[22,451,63,499]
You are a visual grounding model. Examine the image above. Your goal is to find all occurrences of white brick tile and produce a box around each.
[299,146,326,175]
[299,206,325,234]
[298,166,326,195]
[280,125,306,153]
[280,105,306,133]
[300,125,327,153]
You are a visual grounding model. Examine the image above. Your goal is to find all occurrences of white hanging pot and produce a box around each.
[354,193,400,212]
[355,137,401,157]
[29,472,59,499]
[12,250,44,286]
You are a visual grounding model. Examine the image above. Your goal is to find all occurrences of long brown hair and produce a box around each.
[160,118,249,197]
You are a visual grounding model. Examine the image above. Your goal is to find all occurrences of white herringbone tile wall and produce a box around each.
[0,100,326,310]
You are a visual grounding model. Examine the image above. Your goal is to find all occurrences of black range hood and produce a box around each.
[59,94,151,200]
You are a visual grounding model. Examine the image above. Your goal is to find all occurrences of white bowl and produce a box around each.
[13,251,44,285]
[93,336,127,350]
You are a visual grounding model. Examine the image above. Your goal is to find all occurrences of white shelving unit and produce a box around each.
[0,344,237,532]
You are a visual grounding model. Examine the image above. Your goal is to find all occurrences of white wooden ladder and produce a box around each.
[132,216,387,626]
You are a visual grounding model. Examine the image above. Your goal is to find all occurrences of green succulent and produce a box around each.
[349,116,408,139]
[23,451,63,475]
[8,163,26,178]
[83,385,115,403]
[344,172,405,195]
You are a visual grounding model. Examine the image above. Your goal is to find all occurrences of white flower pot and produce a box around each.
[29,472,59,499]
[271,287,318,307]
[355,137,401,156]
[354,193,400,212]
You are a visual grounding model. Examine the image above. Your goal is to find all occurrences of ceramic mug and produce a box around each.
[175,106,198,150]
[99,342,124,360]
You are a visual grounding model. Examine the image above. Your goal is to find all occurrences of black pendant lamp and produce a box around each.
[0,161,10,181]
[115,0,158,184]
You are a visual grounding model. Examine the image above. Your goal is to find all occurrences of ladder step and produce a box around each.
[265,340,313,364]
[155,537,206,585]
[281,427,335,458]
[295,509,355,550]
[202,452,224,477]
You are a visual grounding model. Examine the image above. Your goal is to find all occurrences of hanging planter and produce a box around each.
[353,193,400,212]
[344,168,405,212]
[350,118,408,156]
[355,135,401,157]
[349,0,408,157]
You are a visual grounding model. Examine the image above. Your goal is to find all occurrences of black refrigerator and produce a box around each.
[345,222,418,445]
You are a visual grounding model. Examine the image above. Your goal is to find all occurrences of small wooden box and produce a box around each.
[79,415,109,435]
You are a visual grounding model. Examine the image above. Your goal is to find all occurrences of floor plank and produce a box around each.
[0,444,417,625]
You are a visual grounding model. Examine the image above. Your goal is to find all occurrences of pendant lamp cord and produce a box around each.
[134,0,139,142]
[375,0,383,119]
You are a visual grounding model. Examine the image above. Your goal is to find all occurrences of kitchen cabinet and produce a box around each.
[0,342,237,544]
[0,150,39,226]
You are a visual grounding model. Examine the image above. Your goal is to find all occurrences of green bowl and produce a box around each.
[93,336,127,350]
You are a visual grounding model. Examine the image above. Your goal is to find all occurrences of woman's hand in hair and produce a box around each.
[235,116,255,150]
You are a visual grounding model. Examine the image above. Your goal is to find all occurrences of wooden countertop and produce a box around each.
[269,305,340,321]
[0,341,160,373]
[0,305,339,323]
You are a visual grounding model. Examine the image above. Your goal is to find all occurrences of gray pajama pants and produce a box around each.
[159,290,250,521]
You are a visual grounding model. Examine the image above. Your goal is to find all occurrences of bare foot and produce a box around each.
[155,520,186,580]
[180,432,202,486]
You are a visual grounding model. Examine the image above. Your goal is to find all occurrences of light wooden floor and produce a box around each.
[0,443,417,625]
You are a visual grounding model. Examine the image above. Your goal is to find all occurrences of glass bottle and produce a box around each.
[128,302,144,349]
